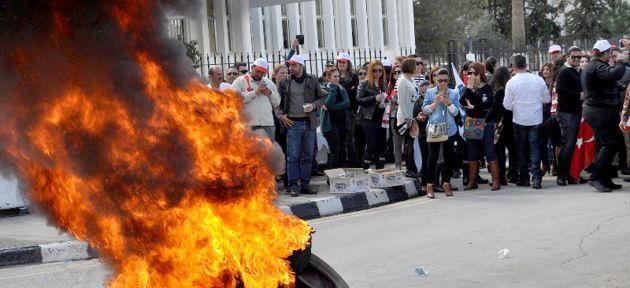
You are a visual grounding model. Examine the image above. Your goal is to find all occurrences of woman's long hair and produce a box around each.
[493,66,510,92]
[385,63,400,95]
[367,60,387,89]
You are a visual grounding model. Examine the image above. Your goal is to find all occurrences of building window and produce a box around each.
[167,18,186,42]
[315,0,325,48]
[382,2,388,46]
[351,0,358,47]
[207,1,216,52]
[225,0,232,51]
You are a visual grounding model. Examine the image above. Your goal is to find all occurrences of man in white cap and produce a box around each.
[582,39,629,192]
[276,54,325,196]
[232,58,280,141]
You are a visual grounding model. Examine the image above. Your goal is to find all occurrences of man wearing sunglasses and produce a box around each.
[555,46,584,186]
[226,67,239,84]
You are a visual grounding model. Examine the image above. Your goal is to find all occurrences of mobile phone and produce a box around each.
[296,35,304,45]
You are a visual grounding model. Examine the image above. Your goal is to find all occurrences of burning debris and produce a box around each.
[0,1,312,287]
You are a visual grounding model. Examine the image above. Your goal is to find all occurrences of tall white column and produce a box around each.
[287,3,301,45]
[335,0,353,50]
[251,7,265,55]
[355,0,369,49]
[213,0,229,54]
[366,0,384,50]
[405,0,416,52]
[321,0,336,50]
[267,6,283,52]
[301,2,318,52]
[230,0,253,53]
[386,0,399,54]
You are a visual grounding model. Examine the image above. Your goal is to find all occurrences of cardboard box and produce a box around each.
[324,168,370,194]
[368,168,404,188]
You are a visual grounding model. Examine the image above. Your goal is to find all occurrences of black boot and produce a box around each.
[462,162,470,186]
[362,151,371,170]
[375,155,386,170]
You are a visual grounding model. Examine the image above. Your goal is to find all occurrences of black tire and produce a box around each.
[296,253,349,288]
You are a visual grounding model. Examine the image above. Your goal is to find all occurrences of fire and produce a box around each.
[0,1,311,287]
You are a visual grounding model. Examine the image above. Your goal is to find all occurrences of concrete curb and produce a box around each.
[279,179,422,220]
[0,179,422,268]
[0,240,97,268]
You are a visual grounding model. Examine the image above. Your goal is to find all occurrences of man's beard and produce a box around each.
[253,75,263,81]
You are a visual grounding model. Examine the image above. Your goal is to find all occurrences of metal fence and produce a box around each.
[197,48,409,78]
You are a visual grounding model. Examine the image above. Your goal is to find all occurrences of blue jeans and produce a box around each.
[286,120,316,190]
[556,112,581,181]
[466,123,498,161]
[514,124,542,183]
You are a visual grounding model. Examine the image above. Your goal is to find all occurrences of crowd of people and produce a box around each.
[208,38,630,197]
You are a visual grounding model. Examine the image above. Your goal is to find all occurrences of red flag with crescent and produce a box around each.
[570,118,596,182]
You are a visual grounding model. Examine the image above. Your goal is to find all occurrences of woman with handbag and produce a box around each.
[357,60,389,169]
[460,62,500,191]
[422,68,461,198]
[321,68,350,169]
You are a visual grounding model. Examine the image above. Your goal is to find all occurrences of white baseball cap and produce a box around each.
[548,44,562,54]
[382,59,393,67]
[336,52,352,62]
[593,40,612,52]
[287,54,305,66]
[253,58,269,73]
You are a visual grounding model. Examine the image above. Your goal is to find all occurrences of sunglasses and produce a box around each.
[467,71,479,76]
[373,69,383,73]
[416,61,424,66]
[358,72,367,76]
[227,72,238,76]
[394,70,402,75]
[437,79,449,83]
[570,55,582,60]
[240,70,249,74]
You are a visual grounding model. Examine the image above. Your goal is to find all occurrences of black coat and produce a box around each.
[582,59,626,107]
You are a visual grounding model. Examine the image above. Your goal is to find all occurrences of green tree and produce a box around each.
[482,0,564,45]
[414,0,490,52]
[565,0,607,39]
[599,0,630,37]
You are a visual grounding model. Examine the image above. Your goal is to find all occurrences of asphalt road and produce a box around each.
[310,184,630,288]
[2,182,630,288]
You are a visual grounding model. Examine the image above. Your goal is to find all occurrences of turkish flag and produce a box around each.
[570,119,596,182]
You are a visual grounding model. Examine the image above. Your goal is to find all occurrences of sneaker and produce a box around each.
[556,178,567,186]
[588,179,612,192]
[300,187,318,195]
[288,187,300,197]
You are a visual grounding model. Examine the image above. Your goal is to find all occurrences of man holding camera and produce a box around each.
[233,58,281,142]
[582,40,628,192]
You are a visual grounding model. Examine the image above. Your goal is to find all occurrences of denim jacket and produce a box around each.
[422,87,461,137]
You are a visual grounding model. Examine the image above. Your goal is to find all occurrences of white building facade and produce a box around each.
[167,0,416,76]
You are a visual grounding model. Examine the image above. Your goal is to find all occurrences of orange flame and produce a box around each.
[0,1,311,287]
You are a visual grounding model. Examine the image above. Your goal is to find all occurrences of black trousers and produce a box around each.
[404,129,417,173]
[583,105,622,181]
[426,136,455,184]
[324,123,347,169]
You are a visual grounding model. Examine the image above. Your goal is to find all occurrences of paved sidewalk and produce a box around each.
[0,168,422,268]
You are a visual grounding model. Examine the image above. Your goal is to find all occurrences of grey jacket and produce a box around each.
[277,73,325,129]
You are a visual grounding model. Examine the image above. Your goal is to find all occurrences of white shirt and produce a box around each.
[232,75,281,127]
[503,72,551,126]
[208,82,232,91]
